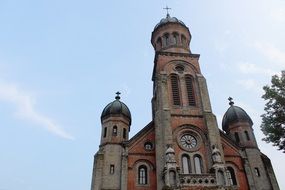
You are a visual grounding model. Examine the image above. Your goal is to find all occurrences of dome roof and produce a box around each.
[101,93,131,124]
[222,99,253,131]
[154,13,186,30]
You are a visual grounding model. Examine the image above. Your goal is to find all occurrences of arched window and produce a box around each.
[163,33,170,47]
[245,131,250,140]
[234,132,240,143]
[138,165,148,185]
[181,35,186,46]
[172,33,179,45]
[182,154,191,174]
[123,128,127,139]
[156,37,162,49]
[170,74,181,106]
[103,127,107,138]
[113,126,117,136]
[194,155,203,174]
[185,75,196,106]
[226,167,237,185]
[169,171,176,186]
[217,170,226,185]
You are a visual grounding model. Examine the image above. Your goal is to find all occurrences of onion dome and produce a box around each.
[154,13,186,30]
[222,97,253,132]
[101,92,131,125]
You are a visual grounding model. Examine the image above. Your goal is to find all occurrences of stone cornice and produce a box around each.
[155,51,200,60]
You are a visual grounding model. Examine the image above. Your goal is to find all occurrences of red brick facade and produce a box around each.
[91,14,279,190]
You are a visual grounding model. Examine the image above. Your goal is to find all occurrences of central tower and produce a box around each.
[151,13,226,189]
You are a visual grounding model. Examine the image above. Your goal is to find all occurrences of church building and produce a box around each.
[90,13,279,190]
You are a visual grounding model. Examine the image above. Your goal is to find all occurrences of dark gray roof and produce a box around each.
[154,14,186,30]
[101,95,131,124]
[222,104,253,131]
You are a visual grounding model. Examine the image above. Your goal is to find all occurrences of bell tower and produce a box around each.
[151,12,228,189]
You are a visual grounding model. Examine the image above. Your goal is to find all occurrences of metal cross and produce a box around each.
[115,91,121,100]
[228,97,234,106]
[163,6,171,15]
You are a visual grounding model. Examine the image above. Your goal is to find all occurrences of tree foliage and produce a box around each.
[261,71,285,152]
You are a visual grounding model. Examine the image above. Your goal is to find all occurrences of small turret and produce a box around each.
[100,92,131,145]
[222,97,257,148]
[91,92,131,190]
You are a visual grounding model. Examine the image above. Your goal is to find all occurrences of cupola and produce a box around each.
[101,92,132,125]
[222,97,257,147]
[222,98,253,132]
[151,13,192,53]
[100,92,131,145]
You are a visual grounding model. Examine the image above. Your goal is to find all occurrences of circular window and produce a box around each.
[144,142,153,151]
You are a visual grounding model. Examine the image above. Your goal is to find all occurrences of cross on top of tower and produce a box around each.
[228,97,234,106]
[115,91,121,100]
[163,6,171,17]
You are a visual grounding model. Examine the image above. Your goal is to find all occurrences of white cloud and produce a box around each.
[237,62,276,76]
[253,42,285,66]
[236,79,263,95]
[269,7,285,23]
[0,81,74,140]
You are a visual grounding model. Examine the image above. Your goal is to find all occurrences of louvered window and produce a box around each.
[170,74,181,106]
[185,75,196,106]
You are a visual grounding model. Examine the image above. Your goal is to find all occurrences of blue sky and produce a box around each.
[0,0,284,189]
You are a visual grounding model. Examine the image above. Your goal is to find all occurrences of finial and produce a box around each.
[115,91,121,100]
[163,6,171,17]
[228,97,234,106]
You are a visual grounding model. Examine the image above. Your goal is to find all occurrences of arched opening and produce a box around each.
[123,128,127,139]
[181,35,187,46]
[245,130,250,140]
[170,74,181,106]
[165,33,170,46]
[138,165,148,185]
[234,132,240,143]
[163,33,170,47]
[113,126,117,136]
[172,32,179,45]
[226,167,237,185]
[182,154,191,174]
[156,37,162,49]
[194,155,203,174]
[103,127,107,138]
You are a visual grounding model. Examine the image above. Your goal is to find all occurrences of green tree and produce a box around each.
[261,71,285,152]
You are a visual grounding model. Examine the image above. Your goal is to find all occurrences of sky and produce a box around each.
[0,0,284,189]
